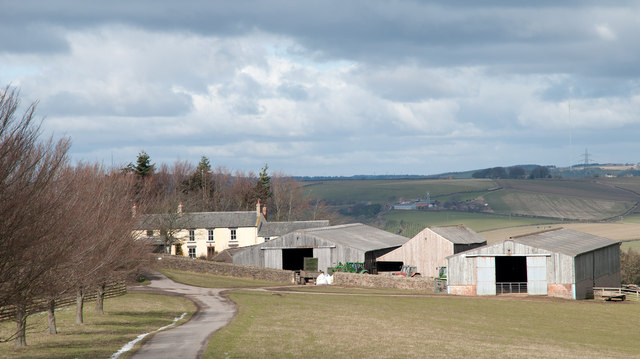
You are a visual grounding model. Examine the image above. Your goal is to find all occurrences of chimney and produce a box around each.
[178,202,183,216]
[132,203,137,218]
[262,205,267,219]
[256,200,261,216]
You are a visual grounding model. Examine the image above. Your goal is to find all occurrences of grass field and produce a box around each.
[0,293,195,359]
[480,221,640,244]
[304,179,497,204]
[205,290,639,359]
[156,268,289,288]
[484,190,633,220]
[382,210,560,237]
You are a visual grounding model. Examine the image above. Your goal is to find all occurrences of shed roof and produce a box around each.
[297,223,409,252]
[513,228,619,257]
[135,211,262,230]
[258,220,330,237]
[429,225,487,244]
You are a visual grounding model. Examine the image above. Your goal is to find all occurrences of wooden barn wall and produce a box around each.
[376,228,454,278]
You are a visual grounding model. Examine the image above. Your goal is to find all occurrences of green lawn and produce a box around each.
[156,267,289,288]
[206,290,640,359]
[0,293,195,359]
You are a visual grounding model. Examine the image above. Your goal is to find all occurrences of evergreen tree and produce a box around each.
[128,150,155,178]
[255,164,272,204]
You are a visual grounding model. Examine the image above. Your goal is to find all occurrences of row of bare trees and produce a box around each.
[0,87,147,347]
[129,154,333,223]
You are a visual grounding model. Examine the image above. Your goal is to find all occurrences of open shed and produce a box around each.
[232,223,409,273]
[376,225,487,277]
[446,228,621,299]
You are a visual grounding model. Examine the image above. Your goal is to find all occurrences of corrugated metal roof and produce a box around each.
[258,220,330,237]
[299,223,409,252]
[135,211,261,229]
[513,228,619,257]
[429,225,487,244]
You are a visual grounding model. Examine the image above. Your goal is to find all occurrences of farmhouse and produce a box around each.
[376,225,487,277]
[134,202,328,259]
[232,223,409,273]
[446,228,621,299]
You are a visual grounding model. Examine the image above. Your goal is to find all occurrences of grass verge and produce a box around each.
[155,267,288,288]
[206,290,639,359]
[0,293,195,359]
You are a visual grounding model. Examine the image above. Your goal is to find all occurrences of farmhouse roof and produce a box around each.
[298,223,409,252]
[258,220,330,237]
[429,225,487,244]
[513,228,619,257]
[135,211,263,230]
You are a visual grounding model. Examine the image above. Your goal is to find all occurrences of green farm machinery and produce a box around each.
[330,262,368,274]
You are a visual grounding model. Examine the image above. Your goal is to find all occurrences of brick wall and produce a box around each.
[152,255,296,284]
[333,272,435,291]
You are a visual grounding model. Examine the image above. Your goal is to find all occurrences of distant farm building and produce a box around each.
[376,225,487,277]
[446,228,621,299]
[232,223,409,273]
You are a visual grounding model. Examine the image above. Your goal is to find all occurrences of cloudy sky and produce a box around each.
[2,1,639,176]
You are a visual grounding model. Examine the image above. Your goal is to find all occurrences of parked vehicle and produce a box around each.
[392,265,420,277]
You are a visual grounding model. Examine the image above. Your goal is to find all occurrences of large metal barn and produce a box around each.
[232,223,409,273]
[446,228,621,299]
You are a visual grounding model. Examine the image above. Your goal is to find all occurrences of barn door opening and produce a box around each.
[495,256,527,294]
[282,248,314,271]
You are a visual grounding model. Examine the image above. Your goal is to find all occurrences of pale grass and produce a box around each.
[155,267,288,288]
[206,290,639,359]
[0,293,195,359]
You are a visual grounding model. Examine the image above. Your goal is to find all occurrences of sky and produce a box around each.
[2,1,640,176]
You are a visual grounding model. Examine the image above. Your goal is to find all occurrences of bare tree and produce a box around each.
[0,86,73,347]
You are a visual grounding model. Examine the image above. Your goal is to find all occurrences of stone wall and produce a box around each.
[152,255,296,284]
[333,272,435,291]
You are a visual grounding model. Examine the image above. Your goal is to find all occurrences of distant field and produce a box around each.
[480,221,640,244]
[484,190,633,220]
[303,178,496,204]
[382,210,559,237]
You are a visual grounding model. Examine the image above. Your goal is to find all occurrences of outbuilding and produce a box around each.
[446,228,621,299]
[376,225,487,277]
[232,223,409,273]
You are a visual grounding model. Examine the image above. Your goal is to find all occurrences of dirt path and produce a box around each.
[128,270,237,359]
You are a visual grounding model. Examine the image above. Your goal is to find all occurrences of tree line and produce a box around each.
[472,165,551,179]
[125,151,330,223]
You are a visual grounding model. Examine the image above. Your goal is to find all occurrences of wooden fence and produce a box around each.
[0,281,127,322]
[593,286,640,302]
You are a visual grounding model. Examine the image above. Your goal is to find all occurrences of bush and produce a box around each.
[621,248,640,285]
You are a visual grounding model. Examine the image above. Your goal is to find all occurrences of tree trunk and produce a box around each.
[47,298,57,334]
[95,283,105,314]
[15,302,27,348]
[75,287,84,324]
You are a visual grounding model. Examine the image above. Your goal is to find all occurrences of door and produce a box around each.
[527,256,548,295]
[207,247,216,260]
[476,257,496,295]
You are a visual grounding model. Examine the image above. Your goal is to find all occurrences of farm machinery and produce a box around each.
[330,262,368,274]
[434,266,447,293]
[392,265,420,277]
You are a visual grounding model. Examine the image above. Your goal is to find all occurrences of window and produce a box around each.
[230,228,237,241]
[188,247,196,258]
[264,237,270,241]
[188,229,195,242]
[208,229,215,242]
[146,230,153,237]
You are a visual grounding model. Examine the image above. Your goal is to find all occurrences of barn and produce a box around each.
[446,228,621,299]
[232,223,409,273]
[376,225,487,277]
